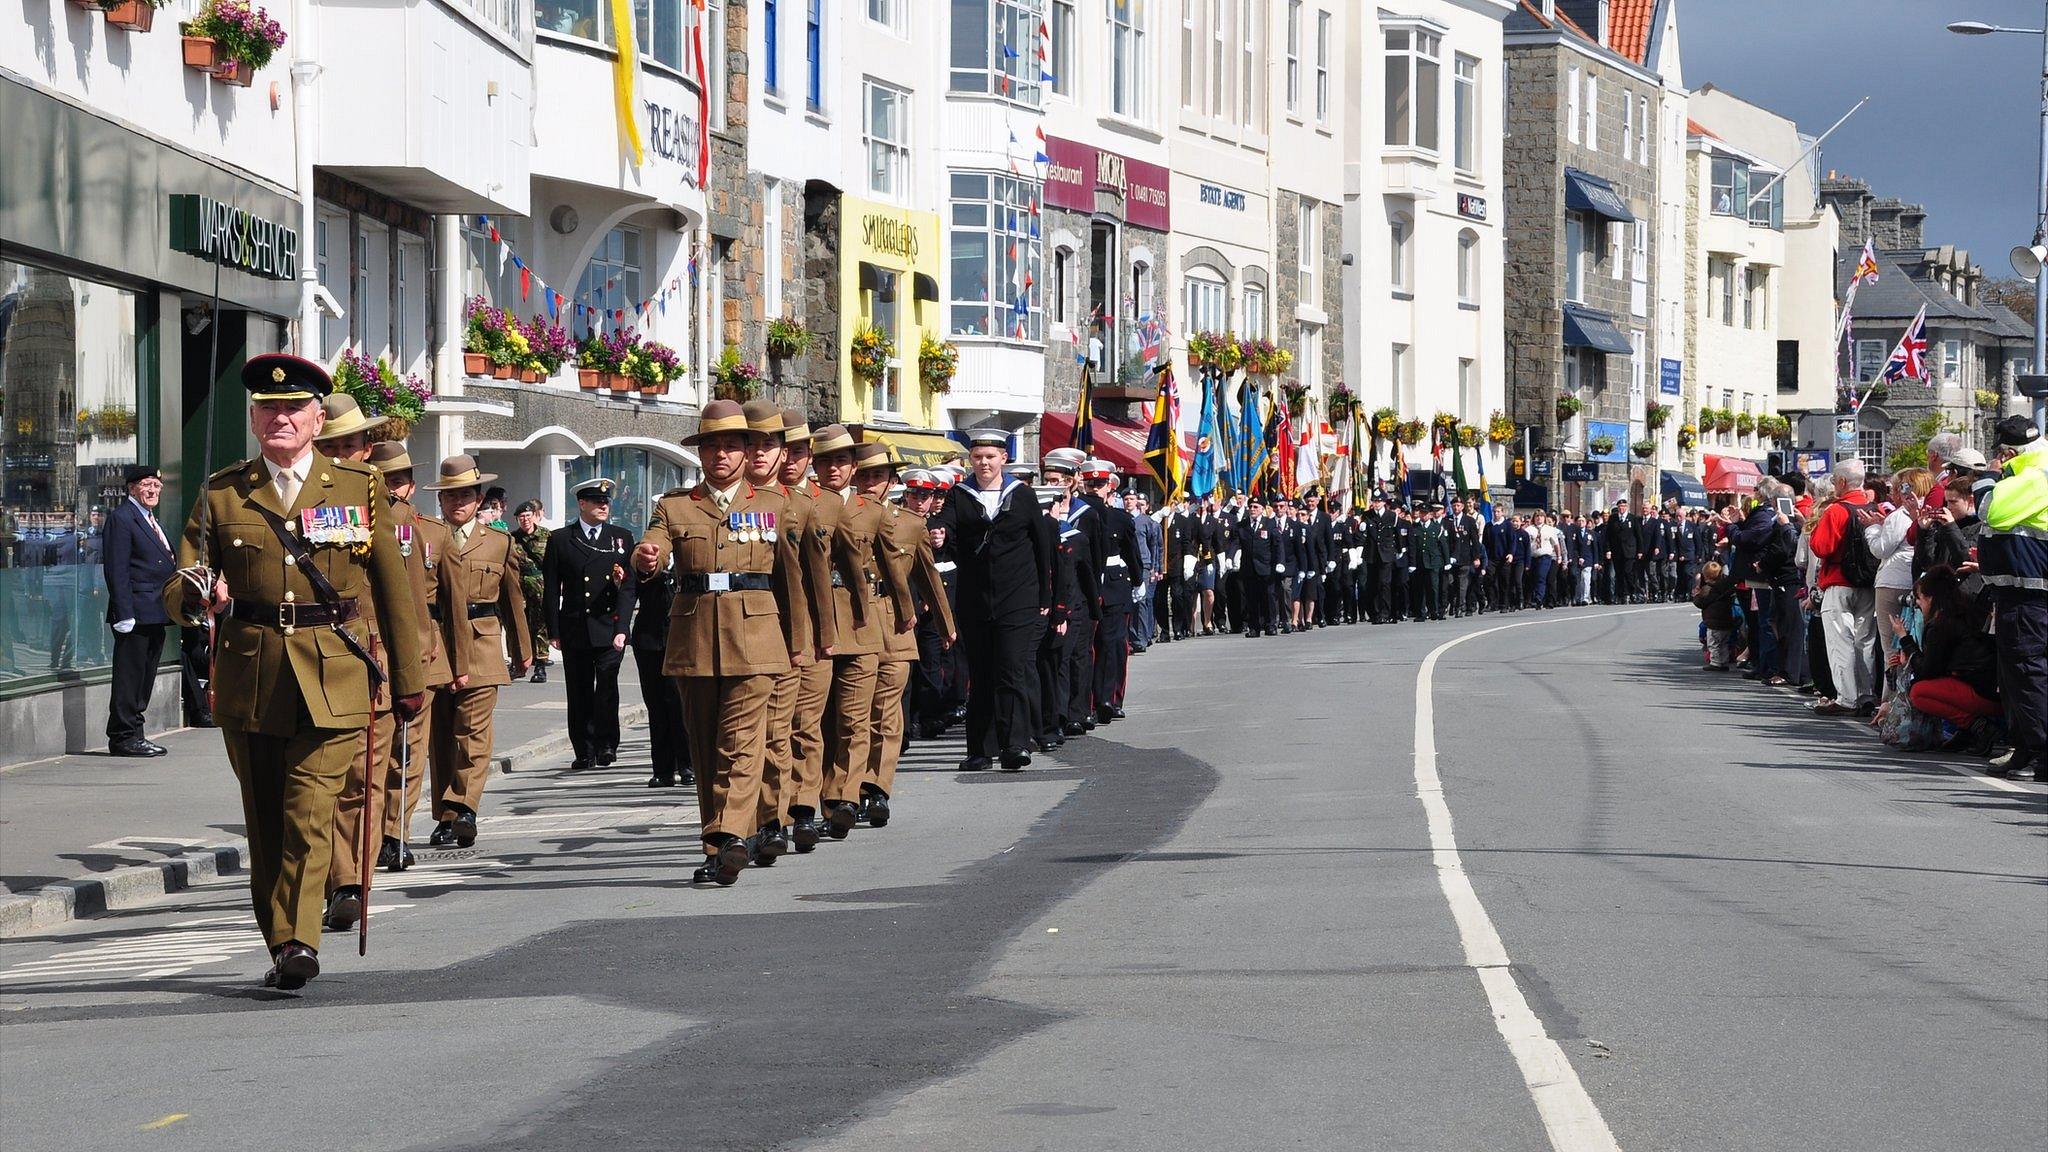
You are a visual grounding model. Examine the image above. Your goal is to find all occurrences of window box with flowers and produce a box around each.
[462,296,512,376]
[576,329,637,391]
[334,349,431,440]
[181,0,285,87]
[522,315,575,383]
[1734,412,1756,437]
[710,345,764,400]
[919,334,959,395]
[98,0,170,32]
[632,341,685,397]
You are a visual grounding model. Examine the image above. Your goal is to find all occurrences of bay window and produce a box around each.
[951,0,1045,105]
[1384,26,1440,151]
[949,172,1044,341]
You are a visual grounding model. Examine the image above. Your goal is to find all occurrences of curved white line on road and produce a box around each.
[1414,607,1674,1152]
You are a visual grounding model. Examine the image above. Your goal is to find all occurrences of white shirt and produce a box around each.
[579,516,604,542]
[968,479,1006,519]
[1531,524,1564,558]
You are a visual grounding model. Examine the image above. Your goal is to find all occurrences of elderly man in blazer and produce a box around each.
[104,464,177,757]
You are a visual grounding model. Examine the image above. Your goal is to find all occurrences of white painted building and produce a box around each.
[1345,0,1514,493]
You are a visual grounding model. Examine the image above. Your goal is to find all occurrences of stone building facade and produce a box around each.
[1271,190,1347,395]
[1505,0,1668,509]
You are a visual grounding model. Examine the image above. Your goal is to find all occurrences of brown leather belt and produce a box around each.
[229,597,361,630]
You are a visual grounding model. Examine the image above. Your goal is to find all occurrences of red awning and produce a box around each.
[1039,411,1150,475]
[1703,453,1763,494]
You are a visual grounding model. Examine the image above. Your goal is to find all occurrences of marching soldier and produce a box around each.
[629,508,692,790]
[740,401,833,862]
[421,455,532,849]
[1080,461,1143,719]
[365,441,460,872]
[863,461,956,824]
[781,411,840,850]
[166,354,425,990]
[1038,448,1097,743]
[820,439,914,828]
[510,501,551,682]
[631,400,802,886]
[932,430,1052,772]
[307,394,393,931]
[541,478,637,771]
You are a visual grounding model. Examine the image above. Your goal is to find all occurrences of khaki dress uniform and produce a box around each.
[867,498,956,808]
[789,476,843,844]
[639,475,803,879]
[380,495,461,854]
[168,429,425,959]
[756,473,837,848]
[821,481,914,833]
[425,458,532,844]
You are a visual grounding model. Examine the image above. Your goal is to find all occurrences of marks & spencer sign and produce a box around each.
[169,194,298,281]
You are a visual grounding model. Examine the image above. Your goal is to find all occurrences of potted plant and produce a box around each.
[1645,402,1671,430]
[462,296,507,376]
[183,0,286,87]
[1975,387,2001,412]
[1370,407,1400,440]
[333,349,431,440]
[627,340,684,397]
[850,324,893,383]
[766,316,814,361]
[98,0,169,32]
[1395,419,1427,446]
[523,315,574,383]
[1677,423,1699,450]
[1187,331,1222,368]
[496,319,532,379]
[1555,393,1583,422]
[709,345,764,400]
[1631,438,1657,459]
[1457,425,1482,449]
[1734,412,1756,437]
[919,333,959,394]
[576,328,635,390]
[1281,380,1310,415]
[1588,433,1618,457]
[1328,382,1357,416]
[1211,332,1246,376]
[1487,410,1515,444]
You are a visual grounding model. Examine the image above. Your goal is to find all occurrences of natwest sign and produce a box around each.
[1042,136,1170,231]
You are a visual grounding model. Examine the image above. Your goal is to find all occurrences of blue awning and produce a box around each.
[1562,304,1634,355]
[1564,168,1637,223]
[1661,470,1709,508]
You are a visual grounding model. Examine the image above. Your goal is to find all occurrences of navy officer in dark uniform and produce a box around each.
[541,478,638,771]
[1080,459,1143,720]
[930,429,1052,772]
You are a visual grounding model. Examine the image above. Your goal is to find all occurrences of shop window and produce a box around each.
[0,260,144,689]
[576,226,645,337]
[564,446,692,539]
[949,171,1043,341]
[950,0,1043,105]
[866,268,903,414]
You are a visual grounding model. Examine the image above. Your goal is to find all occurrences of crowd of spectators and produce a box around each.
[1693,417,2048,780]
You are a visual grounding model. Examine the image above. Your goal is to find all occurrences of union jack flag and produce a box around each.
[1879,305,1928,384]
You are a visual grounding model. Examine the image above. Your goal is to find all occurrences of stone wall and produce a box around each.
[1502,47,1563,440]
[1270,189,1346,399]
[797,185,843,425]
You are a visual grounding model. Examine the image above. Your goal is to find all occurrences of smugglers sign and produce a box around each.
[169,194,299,281]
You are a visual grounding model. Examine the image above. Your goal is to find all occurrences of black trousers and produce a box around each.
[1453,568,1479,616]
[562,641,624,760]
[1368,561,1393,622]
[1035,626,1066,736]
[106,623,166,743]
[965,609,1040,757]
[1092,609,1131,709]
[913,615,958,726]
[1995,590,2048,770]
[632,643,689,777]
[180,626,214,727]
[1172,577,1198,637]
[1611,562,1635,603]
[1410,568,1441,620]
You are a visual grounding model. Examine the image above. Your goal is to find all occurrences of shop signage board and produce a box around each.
[168,194,298,281]
[1043,136,1171,230]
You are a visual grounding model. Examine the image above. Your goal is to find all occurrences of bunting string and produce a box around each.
[474,215,697,328]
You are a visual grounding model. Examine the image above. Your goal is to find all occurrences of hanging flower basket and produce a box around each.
[1457,425,1482,449]
[919,333,959,394]
[1328,383,1357,415]
[1589,434,1618,456]
[1394,419,1427,446]
[376,416,414,442]
[1734,412,1756,436]
[1677,424,1699,450]
[766,317,814,361]
[1370,407,1400,439]
[1487,410,1515,444]
[1555,394,1583,422]
[850,324,893,382]
[1631,439,1657,459]
[1645,402,1672,430]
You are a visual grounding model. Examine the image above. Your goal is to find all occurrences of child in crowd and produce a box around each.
[1693,560,1738,670]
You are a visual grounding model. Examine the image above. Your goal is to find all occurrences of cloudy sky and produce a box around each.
[1682,0,2041,273]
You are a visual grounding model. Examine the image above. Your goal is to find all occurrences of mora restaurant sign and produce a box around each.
[1043,136,1170,231]
[169,194,298,281]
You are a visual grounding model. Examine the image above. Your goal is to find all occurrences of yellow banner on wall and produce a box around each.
[611,0,646,167]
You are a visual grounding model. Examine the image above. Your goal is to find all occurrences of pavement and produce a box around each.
[0,608,2042,1152]
[0,658,646,937]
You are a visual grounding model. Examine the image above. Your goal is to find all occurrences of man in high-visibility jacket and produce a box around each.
[1978,415,2048,779]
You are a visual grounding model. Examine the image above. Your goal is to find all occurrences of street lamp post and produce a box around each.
[1951,9,2048,435]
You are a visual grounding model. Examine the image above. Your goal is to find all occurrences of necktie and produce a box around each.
[711,487,735,515]
[275,467,300,511]
[587,526,598,543]
[146,511,168,551]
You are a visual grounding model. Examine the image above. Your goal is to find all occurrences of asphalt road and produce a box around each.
[1,606,2042,1151]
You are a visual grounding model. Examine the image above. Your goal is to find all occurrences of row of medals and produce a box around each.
[729,514,777,544]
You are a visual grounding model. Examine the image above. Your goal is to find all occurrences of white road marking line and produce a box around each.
[1414,608,1676,1152]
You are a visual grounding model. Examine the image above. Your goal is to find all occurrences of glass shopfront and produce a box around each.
[563,445,692,538]
[0,260,147,688]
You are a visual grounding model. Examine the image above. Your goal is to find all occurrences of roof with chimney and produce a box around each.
[1837,247,2030,339]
